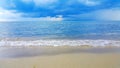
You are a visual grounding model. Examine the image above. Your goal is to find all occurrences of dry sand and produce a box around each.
[0,47,120,68]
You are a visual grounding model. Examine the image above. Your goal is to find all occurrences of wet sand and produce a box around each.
[0,47,120,68]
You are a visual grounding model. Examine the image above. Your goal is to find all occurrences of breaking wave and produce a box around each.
[0,39,120,47]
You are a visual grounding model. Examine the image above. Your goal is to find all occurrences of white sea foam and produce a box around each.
[0,39,120,47]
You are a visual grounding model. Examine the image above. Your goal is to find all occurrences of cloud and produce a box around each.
[0,7,63,21]
[94,9,120,21]
[22,0,57,7]
[71,8,120,21]
[77,0,101,6]
[0,7,23,21]
[21,16,63,21]
[21,0,101,8]
[0,0,118,21]
[0,0,16,8]
[21,0,32,3]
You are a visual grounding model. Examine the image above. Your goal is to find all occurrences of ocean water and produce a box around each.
[0,21,120,46]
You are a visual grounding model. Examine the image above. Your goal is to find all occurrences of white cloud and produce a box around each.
[22,0,57,7]
[78,0,101,6]
[22,0,32,3]
[0,7,63,21]
[16,16,63,21]
[22,0,100,7]
[1,17,63,21]
[94,9,120,21]
[0,0,16,8]
[0,7,22,21]
[34,0,57,6]
[75,8,120,21]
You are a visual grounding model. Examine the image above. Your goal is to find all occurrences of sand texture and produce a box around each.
[0,47,120,68]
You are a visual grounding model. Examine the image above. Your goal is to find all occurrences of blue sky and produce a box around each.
[0,0,120,21]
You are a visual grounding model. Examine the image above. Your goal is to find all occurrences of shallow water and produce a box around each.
[0,21,120,46]
[0,21,120,40]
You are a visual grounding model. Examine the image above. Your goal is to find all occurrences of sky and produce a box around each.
[0,0,120,21]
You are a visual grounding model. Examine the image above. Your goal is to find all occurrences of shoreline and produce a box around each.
[0,38,120,47]
[0,46,120,58]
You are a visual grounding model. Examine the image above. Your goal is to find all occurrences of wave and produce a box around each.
[0,39,120,47]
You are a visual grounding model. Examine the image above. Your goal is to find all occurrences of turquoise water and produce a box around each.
[0,21,120,40]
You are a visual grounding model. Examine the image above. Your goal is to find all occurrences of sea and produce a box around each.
[0,21,120,47]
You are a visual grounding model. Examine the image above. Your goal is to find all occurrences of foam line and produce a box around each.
[0,39,120,47]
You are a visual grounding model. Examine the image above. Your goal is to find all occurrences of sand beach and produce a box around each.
[0,46,119,68]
